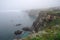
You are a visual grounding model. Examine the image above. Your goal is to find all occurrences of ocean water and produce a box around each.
[0,11,35,40]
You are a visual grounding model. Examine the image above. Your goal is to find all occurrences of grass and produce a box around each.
[22,13,60,40]
[47,18,60,26]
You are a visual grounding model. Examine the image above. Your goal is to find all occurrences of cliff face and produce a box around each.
[31,11,48,33]
[29,7,60,32]
[31,7,60,33]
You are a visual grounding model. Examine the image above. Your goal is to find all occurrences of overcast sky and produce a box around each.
[0,0,60,12]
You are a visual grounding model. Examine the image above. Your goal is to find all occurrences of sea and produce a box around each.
[0,11,36,40]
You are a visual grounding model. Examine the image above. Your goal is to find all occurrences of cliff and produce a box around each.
[31,6,60,33]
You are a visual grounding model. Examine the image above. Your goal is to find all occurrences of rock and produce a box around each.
[14,30,23,35]
[16,24,21,26]
[22,27,32,32]
[55,25,60,27]
[31,11,48,33]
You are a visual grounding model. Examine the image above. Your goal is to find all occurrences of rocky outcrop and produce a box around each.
[22,27,32,32]
[31,11,48,33]
[31,10,59,33]
[14,30,23,35]
[25,6,60,33]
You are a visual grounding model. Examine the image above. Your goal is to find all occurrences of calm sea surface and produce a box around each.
[0,11,35,40]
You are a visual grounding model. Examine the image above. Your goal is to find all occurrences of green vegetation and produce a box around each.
[47,18,60,27]
[22,11,60,40]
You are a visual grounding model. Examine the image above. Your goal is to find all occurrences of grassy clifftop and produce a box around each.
[22,7,60,40]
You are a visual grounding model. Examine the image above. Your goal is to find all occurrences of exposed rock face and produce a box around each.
[31,11,48,33]
[27,6,60,33]
[31,12,57,33]
[22,27,32,32]
[14,30,23,35]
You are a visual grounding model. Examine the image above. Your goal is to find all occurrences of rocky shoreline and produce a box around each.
[13,6,60,40]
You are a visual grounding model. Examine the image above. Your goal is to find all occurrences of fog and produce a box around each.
[0,0,59,27]
[0,0,60,40]
[0,0,60,11]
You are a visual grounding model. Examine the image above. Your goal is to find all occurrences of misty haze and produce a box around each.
[0,0,60,40]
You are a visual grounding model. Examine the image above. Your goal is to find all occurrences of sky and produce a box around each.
[0,0,60,12]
